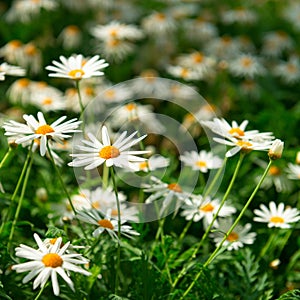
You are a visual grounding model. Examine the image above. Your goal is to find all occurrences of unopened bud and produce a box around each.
[268,139,284,160]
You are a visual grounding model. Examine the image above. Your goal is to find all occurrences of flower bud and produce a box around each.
[268,139,284,160]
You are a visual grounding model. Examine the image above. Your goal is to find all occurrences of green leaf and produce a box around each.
[276,289,300,300]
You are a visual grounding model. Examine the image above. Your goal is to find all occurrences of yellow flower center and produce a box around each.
[156,13,166,20]
[18,78,30,87]
[111,209,121,217]
[200,203,214,212]
[180,68,189,78]
[109,29,118,37]
[126,103,137,111]
[97,219,114,230]
[287,63,297,74]
[196,161,207,168]
[167,183,182,193]
[42,253,63,268]
[84,86,95,96]
[66,25,80,34]
[42,98,53,105]
[68,69,85,79]
[108,39,121,47]
[270,216,284,224]
[236,140,252,148]
[240,57,253,68]
[226,232,239,242]
[99,146,120,159]
[139,161,149,170]
[49,238,57,245]
[269,166,281,176]
[9,40,22,49]
[193,52,204,63]
[104,90,116,98]
[24,44,38,56]
[228,127,245,137]
[91,201,100,209]
[35,124,55,135]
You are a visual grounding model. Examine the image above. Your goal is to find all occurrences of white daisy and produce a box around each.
[201,118,273,141]
[11,234,90,296]
[2,112,81,156]
[131,155,170,172]
[76,209,139,241]
[213,135,274,158]
[273,56,300,85]
[210,218,256,251]
[144,176,189,216]
[69,126,148,170]
[221,7,258,25]
[253,201,300,228]
[180,150,222,173]
[286,163,300,180]
[58,25,82,50]
[46,54,109,80]
[228,54,265,78]
[181,195,236,227]
[166,65,200,81]
[142,12,176,36]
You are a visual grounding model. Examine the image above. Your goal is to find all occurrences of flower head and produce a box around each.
[46,54,108,80]
[210,218,256,251]
[253,201,300,228]
[69,126,148,170]
[268,139,284,160]
[12,234,90,296]
[2,112,81,156]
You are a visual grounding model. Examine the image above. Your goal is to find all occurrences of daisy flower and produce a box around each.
[58,25,82,50]
[210,218,256,251]
[144,176,190,216]
[273,56,300,85]
[253,201,300,228]
[131,155,170,172]
[228,54,265,78]
[181,195,236,228]
[142,12,176,36]
[221,7,258,25]
[76,209,139,241]
[180,150,223,173]
[2,112,81,156]
[286,163,300,180]
[45,54,109,80]
[69,125,148,170]
[12,234,90,296]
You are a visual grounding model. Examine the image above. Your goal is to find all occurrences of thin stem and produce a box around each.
[75,80,84,112]
[172,154,242,290]
[178,219,193,244]
[259,231,276,259]
[0,147,12,169]
[46,142,90,245]
[34,283,48,300]
[110,167,121,295]
[204,159,273,267]
[0,144,32,235]
[7,150,33,251]
[102,164,109,190]
[179,159,273,300]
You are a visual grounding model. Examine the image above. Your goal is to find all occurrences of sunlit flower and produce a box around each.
[12,234,90,296]
[3,112,81,156]
[283,2,300,31]
[253,201,300,228]
[69,126,148,170]
[46,54,108,80]
[76,209,140,241]
[21,42,43,74]
[0,40,24,64]
[228,54,265,78]
[181,195,236,228]
[210,218,256,251]
[286,163,300,180]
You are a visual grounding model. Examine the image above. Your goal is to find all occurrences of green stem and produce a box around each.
[7,150,33,251]
[178,219,193,244]
[179,159,273,299]
[110,167,121,295]
[75,80,84,113]
[46,142,90,245]
[102,164,109,190]
[0,147,13,169]
[34,283,48,300]
[172,154,242,290]
[259,231,276,259]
